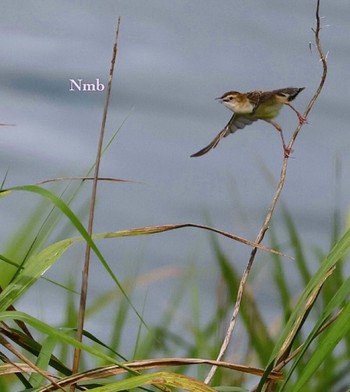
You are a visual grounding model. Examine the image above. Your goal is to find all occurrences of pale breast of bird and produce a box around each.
[222,96,256,114]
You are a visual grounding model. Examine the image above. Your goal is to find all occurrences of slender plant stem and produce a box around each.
[35,176,132,185]
[0,334,65,391]
[70,18,121,390]
[205,0,327,384]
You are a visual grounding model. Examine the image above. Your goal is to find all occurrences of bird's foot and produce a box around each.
[283,145,294,158]
[297,112,308,124]
[286,103,308,124]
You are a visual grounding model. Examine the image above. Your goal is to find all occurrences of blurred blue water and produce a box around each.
[1,0,349,357]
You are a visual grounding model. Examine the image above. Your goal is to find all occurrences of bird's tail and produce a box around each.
[190,126,229,157]
[275,87,305,102]
[191,113,253,157]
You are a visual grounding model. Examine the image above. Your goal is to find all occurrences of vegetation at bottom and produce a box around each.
[0,179,349,392]
[1,2,347,391]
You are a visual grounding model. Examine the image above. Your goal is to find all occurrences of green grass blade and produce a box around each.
[29,335,57,387]
[0,185,145,328]
[270,226,350,362]
[0,238,74,311]
[289,298,350,391]
[257,227,350,390]
[0,311,129,368]
[280,275,350,390]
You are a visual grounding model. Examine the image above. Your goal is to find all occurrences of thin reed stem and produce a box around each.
[70,18,121,391]
[205,0,328,384]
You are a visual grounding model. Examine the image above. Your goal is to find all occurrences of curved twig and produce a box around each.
[205,0,328,384]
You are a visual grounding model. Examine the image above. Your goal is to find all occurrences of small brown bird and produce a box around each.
[191,87,306,158]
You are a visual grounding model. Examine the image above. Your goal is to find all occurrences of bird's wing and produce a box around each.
[245,90,264,113]
[190,113,257,157]
[228,114,257,132]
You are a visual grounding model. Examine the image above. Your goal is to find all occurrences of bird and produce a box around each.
[190,87,306,158]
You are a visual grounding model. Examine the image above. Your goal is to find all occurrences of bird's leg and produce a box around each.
[285,102,308,124]
[264,119,292,158]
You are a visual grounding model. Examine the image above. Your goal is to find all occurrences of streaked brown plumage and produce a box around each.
[191,87,306,158]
